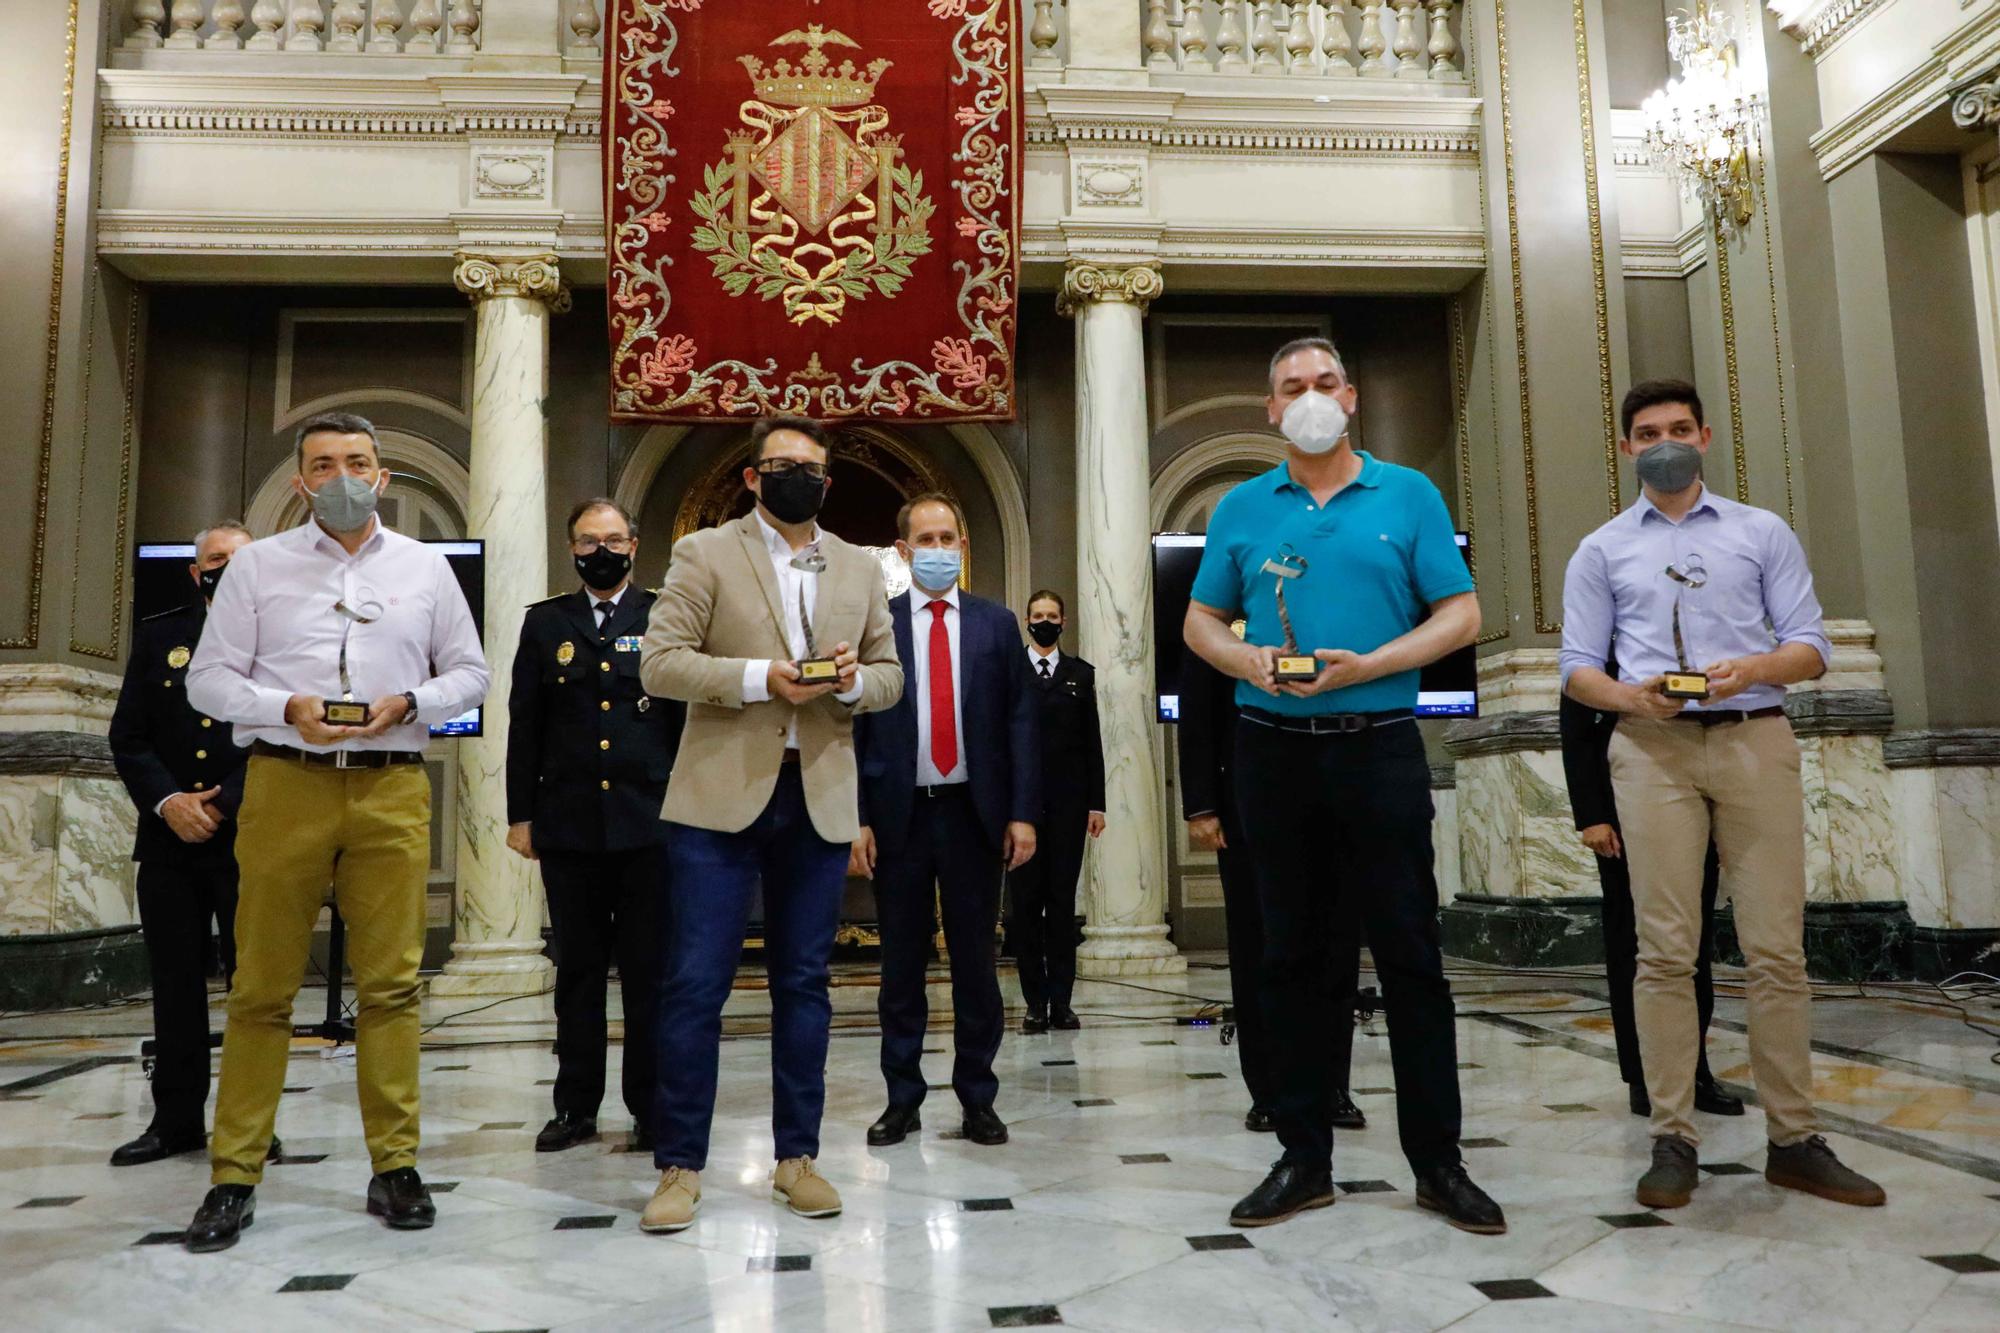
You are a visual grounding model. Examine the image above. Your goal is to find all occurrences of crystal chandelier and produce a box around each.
[1641,2,1763,241]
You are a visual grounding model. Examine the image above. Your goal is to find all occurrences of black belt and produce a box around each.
[916,782,971,799]
[1238,706,1415,736]
[1669,705,1786,727]
[252,741,424,769]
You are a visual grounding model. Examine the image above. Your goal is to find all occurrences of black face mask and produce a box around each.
[758,469,828,525]
[1027,620,1063,648]
[575,547,632,593]
[197,564,226,602]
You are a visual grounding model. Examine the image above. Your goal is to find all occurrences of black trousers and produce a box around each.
[1006,800,1088,1015]
[1216,807,1359,1113]
[542,845,666,1129]
[876,788,1005,1110]
[1600,840,1719,1087]
[136,857,237,1136]
[1235,718,1459,1173]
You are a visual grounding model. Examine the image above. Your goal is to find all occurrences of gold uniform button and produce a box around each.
[200,718,212,728]
[599,739,610,750]
[600,662,611,673]
[163,679,173,688]
[195,749,207,759]
[599,779,610,791]
[600,700,610,712]
[557,674,566,683]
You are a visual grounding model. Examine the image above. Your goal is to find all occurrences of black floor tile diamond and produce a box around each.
[923,1047,946,1055]
[1041,1059,1076,1067]
[18,1197,81,1208]
[927,1083,953,1091]
[132,1231,186,1246]
[960,1198,1014,1212]
[1544,1103,1596,1114]
[534,1078,556,1086]
[989,1306,1063,1328]
[1516,1040,1553,1048]
[1458,1062,1483,1070]
[281,1085,311,1094]
[1120,1153,1170,1165]
[432,1064,470,1072]
[427,1181,461,1193]
[1186,1072,1226,1080]
[1462,1137,1508,1149]
[748,1254,812,1272]
[1186,1233,1253,1251]
[279,1274,356,1293]
[1924,1253,2000,1274]
[271,1153,329,1165]
[477,1121,525,1131]
[1699,1161,1759,1176]
[554,1215,618,1230]
[1337,1180,1396,1194]
[1141,1040,1177,1047]
[1352,1087,1396,1096]
[1473,1279,1554,1301]
[74,1112,121,1121]
[1073,1098,1114,1108]
[1600,1212,1672,1229]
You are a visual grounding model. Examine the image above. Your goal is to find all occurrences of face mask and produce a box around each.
[1280,390,1350,456]
[305,472,382,534]
[1027,619,1062,649]
[1635,439,1703,493]
[909,547,962,593]
[197,564,226,602]
[757,469,827,525]
[575,547,631,593]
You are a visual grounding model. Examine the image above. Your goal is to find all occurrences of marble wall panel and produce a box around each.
[1888,768,1949,929]
[1799,734,1901,905]
[51,777,138,932]
[1936,765,2000,932]
[0,777,60,934]
[1456,750,1599,901]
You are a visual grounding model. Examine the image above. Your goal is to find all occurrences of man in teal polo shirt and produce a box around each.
[1184,336,1504,1235]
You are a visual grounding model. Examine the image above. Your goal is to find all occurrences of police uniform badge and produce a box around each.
[167,646,191,669]
[556,641,575,666]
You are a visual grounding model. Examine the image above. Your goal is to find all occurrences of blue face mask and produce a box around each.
[909,547,962,593]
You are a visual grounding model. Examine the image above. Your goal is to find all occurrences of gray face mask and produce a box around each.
[1635,440,1703,493]
[306,473,382,533]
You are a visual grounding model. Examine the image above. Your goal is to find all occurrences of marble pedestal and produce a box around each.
[433,255,560,999]
[1063,262,1183,979]
[0,665,146,1008]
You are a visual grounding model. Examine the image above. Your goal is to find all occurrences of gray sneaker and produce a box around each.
[1636,1134,1699,1209]
[1765,1136,1886,1207]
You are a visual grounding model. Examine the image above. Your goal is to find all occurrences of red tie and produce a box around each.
[928,599,957,777]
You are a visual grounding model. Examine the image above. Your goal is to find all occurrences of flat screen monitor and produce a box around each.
[133,537,486,738]
[1150,531,1478,722]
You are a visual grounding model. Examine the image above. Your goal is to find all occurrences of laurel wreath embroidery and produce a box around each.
[688,159,935,327]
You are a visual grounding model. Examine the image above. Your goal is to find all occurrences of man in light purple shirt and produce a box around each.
[1560,379,1883,1215]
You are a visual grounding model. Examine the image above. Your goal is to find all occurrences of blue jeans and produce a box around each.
[653,765,849,1169]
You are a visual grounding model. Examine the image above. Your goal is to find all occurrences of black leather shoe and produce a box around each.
[1330,1091,1368,1131]
[1629,1084,1653,1117]
[535,1114,597,1153]
[110,1127,206,1168]
[1695,1076,1745,1117]
[1050,1006,1081,1031]
[868,1104,922,1147]
[1230,1160,1335,1227]
[1022,1009,1049,1035]
[1414,1164,1507,1235]
[962,1106,1009,1146]
[1244,1107,1276,1134]
[184,1184,254,1253]
[366,1166,437,1230]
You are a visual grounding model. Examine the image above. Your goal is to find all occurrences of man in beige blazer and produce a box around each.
[635,415,902,1234]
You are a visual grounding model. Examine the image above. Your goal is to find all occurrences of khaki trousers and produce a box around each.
[1608,714,1817,1148]
[210,755,431,1185]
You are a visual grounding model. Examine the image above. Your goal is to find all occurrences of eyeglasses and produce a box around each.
[756,460,829,483]
[571,536,635,555]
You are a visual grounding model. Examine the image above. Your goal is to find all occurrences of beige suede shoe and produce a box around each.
[771,1156,842,1218]
[640,1166,701,1233]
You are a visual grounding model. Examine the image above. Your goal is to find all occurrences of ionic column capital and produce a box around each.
[1057,260,1163,317]
[453,251,568,309]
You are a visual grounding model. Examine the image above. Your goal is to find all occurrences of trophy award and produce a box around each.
[789,552,839,684]
[1259,548,1320,682]
[1661,555,1711,701]
[324,595,380,725]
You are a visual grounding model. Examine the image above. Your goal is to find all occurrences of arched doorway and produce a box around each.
[1151,432,1287,950]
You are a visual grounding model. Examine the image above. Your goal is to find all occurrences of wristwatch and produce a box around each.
[401,690,420,723]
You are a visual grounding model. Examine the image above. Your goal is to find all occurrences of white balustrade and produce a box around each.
[1162,0,1455,80]
[563,0,602,57]
[114,0,483,55]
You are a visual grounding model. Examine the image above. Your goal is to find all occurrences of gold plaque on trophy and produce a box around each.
[1663,672,1711,700]
[323,700,371,726]
[1275,654,1320,681]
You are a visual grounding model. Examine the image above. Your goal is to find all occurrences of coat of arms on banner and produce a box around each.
[605,1,1020,423]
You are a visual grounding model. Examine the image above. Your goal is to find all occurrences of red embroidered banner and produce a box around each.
[605,0,1021,422]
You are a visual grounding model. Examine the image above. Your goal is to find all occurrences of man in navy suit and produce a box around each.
[854,493,1041,1149]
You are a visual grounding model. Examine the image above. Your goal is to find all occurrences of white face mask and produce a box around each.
[1280,390,1350,456]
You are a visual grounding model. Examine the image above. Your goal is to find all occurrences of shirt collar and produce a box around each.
[308,514,385,558]
[1269,450,1383,495]
[909,584,960,612]
[1632,482,1720,526]
[1030,644,1061,671]
[754,507,821,559]
[589,585,625,610]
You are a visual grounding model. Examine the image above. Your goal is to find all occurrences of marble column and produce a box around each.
[431,252,562,998]
[1059,261,1184,977]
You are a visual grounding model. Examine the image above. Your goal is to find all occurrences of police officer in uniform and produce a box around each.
[1007,590,1104,1033]
[507,498,685,1153]
[108,521,276,1166]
